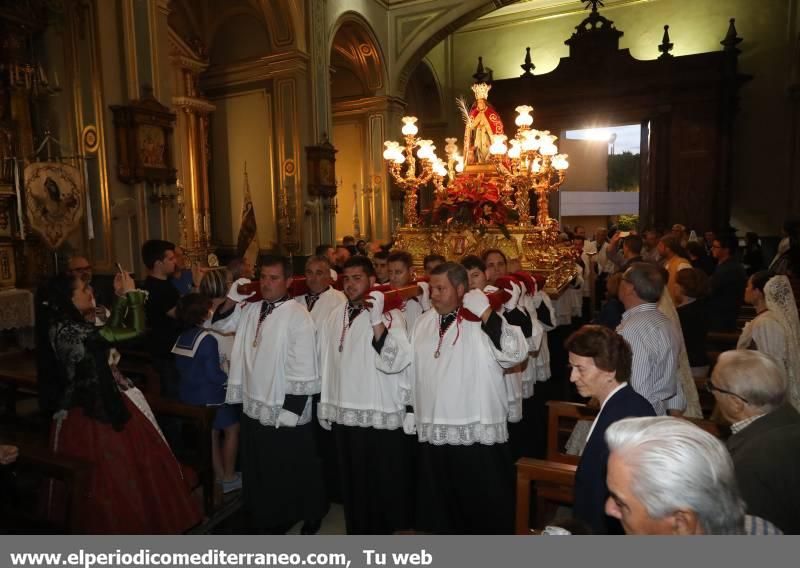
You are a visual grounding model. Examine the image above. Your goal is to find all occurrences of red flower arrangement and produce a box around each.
[427,176,519,238]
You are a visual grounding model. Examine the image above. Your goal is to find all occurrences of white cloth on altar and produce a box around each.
[318,305,412,429]
[211,299,319,426]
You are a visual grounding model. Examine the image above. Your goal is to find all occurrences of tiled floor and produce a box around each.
[287,504,346,535]
[204,496,347,535]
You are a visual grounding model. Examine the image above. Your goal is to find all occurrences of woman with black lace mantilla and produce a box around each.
[36,271,202,534]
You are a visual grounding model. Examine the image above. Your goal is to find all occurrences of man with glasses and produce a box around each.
[709,350,800,534]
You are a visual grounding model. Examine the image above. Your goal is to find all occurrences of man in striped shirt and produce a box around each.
[616,263,686,415]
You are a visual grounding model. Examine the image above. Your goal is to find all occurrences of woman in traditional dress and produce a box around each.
[36,272,203,534]
[738,271,800,410]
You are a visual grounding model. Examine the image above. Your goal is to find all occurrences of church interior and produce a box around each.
[0,0,799,535]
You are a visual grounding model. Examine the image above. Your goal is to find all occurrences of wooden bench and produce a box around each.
[545,400,598,466]
[0,442,92,533]
[0,351,38,420]
[0,350,219,515]
[515,400,726,534]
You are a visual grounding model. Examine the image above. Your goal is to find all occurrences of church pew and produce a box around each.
[0,442,92,534]
[0,350,38,424]
[515,458,577,535]
[516,399,726,533]
[545,400,598,466]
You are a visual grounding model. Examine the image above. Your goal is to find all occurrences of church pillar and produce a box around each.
[170,53,215,261]
[333,96,405,243]
[308,0,335,246]
[273,58,314,257]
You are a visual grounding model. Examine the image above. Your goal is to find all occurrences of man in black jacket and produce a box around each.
[708,235,747,331]
[711,350,800,534]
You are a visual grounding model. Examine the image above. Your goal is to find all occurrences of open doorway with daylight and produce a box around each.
[557,124,642,239]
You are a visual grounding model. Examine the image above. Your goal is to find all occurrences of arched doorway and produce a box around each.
[329,16,397,244]
[402,59,445,215]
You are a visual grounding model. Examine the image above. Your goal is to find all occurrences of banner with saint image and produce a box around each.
[24,161,85,249]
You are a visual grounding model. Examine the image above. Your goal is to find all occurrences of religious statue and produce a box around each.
[461,82,504,166]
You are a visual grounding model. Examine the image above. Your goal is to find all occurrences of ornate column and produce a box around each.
[272,54,313,256]
[169,38,215,260]
[308,0,334,245]
[332,95,406,243]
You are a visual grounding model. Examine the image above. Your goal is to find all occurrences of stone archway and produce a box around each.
[329,14,400,244]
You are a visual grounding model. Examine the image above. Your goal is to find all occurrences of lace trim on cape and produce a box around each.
[226,384,311,426]
[499,326,523,361]
[418,420,509,446]
[522,380,535,399]
[318,403,403,430]
[285,378,321,396]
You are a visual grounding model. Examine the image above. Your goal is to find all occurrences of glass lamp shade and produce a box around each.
[521,130,540,152]
[417,140,434,160]
[552,154,569,170]
[514,105,534,128]
[540,143,558,156]
[508,140,521,160]
[489,134,508,156]
[401,116,419,136]
[531,158,542,173]
[455,159,464,173]
[383,141,400,160]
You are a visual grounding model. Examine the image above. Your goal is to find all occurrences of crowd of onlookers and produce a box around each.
[4,217,799,534]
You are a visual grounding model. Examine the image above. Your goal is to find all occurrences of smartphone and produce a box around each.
[618,231,631,238]
[116,262,125,274]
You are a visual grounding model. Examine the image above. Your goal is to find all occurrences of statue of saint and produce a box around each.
[464,82,504,166]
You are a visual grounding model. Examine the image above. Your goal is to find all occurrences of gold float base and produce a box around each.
[393,224,578,295]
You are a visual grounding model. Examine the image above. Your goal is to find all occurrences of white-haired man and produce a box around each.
[711,350,800,534]
[604,416,781,534]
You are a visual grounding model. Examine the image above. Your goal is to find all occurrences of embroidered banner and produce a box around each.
[24,161,84,249]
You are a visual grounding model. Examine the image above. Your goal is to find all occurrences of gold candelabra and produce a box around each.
[383,117,450,226]
[489,105,569,227]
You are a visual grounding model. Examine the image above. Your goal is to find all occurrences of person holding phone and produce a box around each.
[35,271,202,533]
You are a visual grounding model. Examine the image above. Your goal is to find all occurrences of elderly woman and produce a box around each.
[566,325,655,534]
[36,272,202,533]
